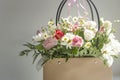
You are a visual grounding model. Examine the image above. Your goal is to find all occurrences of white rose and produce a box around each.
[84,29,95,41]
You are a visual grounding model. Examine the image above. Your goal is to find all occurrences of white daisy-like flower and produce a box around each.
[78,18,86,26]
[84,42,92,48]
[61,33,74,49]
[48,20,54,26]
[42,32,50,39]
[73,17,78,23]
[62,17,70,23]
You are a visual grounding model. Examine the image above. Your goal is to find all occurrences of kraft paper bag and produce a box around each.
[43,58,112,80]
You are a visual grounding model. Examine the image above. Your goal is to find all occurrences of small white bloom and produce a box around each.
[42,33,49,39]
[84,29,95,41]
[79,19,85,26]
[33,33,43,42]
[73,17,78,23]
[48,20,54,26]
[62,36,69,42]
[61,33,74,49]
[62,17,70,23]
[104,21,112,30]
[101,19,112,35]
[84,42,92,48]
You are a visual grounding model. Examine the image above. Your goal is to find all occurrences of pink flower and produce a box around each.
[72,22,79,32]
[42,37,58,50]
[72,36,84,47]
[99,26,105,33]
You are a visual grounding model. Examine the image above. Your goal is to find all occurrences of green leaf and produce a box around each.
[35,44,43,50]
[19,50,31,56]
[23,42,35,49]
[111,55,119,58]
[33,53,39,64]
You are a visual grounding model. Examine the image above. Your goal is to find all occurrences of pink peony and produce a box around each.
[72,36,84,47]
[42,37,58,50]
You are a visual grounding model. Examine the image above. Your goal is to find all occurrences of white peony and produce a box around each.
[84,29,95,41]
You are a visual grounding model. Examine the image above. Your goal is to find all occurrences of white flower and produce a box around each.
[84,29,95,41]
[33,33,43,42]
[104,21,112,30]
[42,33,49,39]
[100,18,112,35]
[101,37,120,67]
[84,21,96,29]
[108,33,115,40]
[84,42,91,48]
[73,17,78,23]
[78,18,86,26]
[61,33,74,49]
[103,54,113,67]
[48,20,54,26]
[100,18,105,26]
[101,44,114,67]
[62,17,70,23]
[108,33,120,55]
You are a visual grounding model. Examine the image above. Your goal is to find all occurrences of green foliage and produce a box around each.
[19,49,31,56]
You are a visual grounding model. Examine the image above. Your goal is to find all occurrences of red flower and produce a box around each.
[54,29,64,40]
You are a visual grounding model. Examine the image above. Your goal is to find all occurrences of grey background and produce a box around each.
[0,0,120,80]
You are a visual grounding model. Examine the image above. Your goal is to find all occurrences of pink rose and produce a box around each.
[72,36,84,47]
[42,37,58,50]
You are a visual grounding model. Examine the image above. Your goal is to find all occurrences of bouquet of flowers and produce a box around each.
[20,16,120,69]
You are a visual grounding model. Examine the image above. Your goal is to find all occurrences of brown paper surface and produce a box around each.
[43,58,112,80]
